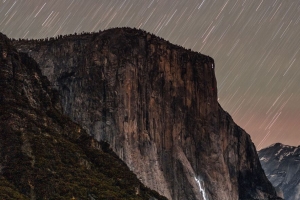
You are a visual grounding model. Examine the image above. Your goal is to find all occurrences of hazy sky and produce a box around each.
[1,0,300,149]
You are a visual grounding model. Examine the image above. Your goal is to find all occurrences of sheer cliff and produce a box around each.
[0,32,167,199]
[14,28,281,200]
[259,143,300,200]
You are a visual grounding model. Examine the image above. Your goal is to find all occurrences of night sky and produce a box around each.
[1,0,299,150]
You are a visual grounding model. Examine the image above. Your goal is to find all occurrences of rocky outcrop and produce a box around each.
[259,143,300,200]
[14,28,281,200]
[0,32,167,200]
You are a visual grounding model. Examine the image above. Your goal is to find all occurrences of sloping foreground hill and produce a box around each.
[13,27,282,200]
[259,143,300,200]
[0,33,167,200]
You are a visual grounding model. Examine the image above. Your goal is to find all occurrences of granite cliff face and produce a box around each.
[259,143,300,200]
[14,28,281,200]
[0,32,167,199]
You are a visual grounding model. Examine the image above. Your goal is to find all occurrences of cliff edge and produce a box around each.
[13,28,281,200]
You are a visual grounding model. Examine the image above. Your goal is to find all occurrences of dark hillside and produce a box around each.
[0,32,167,200]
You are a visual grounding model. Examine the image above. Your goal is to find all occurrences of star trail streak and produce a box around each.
[1,0,300,149]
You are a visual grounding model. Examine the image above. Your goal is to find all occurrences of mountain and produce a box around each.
[12,27,281,200]
[258,143,300,200]
[0,32,167,199]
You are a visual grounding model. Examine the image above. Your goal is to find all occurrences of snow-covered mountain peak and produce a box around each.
[258,143,300,200]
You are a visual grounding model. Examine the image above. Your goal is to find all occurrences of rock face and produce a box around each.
[0,32,167,200]
[258,143,300,200]
[14,28,281,200]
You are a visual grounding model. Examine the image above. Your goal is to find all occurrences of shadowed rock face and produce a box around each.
[0,32,167,200]
[14,28,281,200]
[259,143,300,200]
